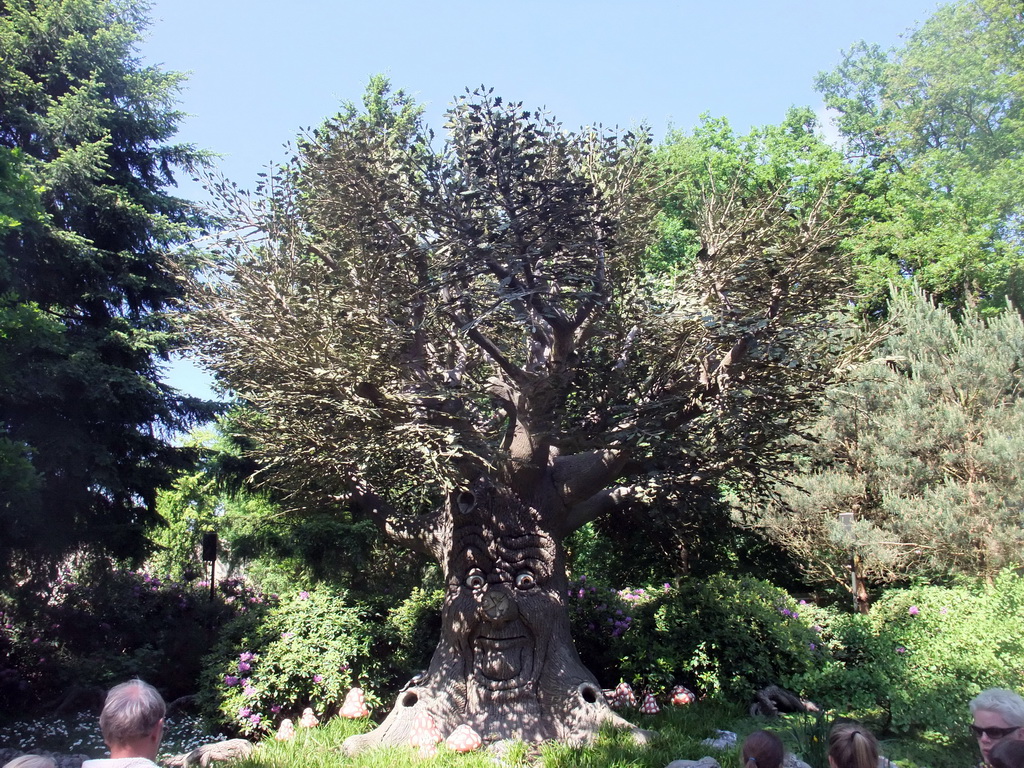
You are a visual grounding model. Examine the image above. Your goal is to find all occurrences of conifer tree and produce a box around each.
[0,0,214,570]
[758,287,1024,605]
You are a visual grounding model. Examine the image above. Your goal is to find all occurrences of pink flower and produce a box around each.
[313,674,323,683]
[908,605,919,616]
[224,675,239,687]
[299,591,310,600]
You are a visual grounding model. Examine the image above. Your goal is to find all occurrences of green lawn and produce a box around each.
[0,700,976,768]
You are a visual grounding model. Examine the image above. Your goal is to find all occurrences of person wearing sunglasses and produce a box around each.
[970,689,1024,767]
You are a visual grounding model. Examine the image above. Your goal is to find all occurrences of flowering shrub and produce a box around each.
[198,585,380,736]
[0,562,264,713]
[786,570,1024,733]
[567,573,816,699]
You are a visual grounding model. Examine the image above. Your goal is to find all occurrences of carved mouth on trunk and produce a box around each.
[471,621,535,691]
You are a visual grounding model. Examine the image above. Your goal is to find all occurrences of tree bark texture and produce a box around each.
[343,479,647,753]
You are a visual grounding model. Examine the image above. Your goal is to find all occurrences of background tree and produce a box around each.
[817,0,1024,316]
[187,81,854,747]
[757,286,1024,605]
[0,0,215,572]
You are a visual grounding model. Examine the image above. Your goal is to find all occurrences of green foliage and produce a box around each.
[0,0,216,571]
[199,586,391,736]
[788,571,1024,735]
[758,286,1024,591]
[380,585,443,682]
[655,107,853,273]
[0,563,255,714]
[817,0,1024,315]
[567,574,817,700]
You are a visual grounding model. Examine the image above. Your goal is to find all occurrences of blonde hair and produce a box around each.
[829,722,879,768]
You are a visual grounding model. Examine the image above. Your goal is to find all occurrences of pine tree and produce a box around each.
[758,287,1024,604]
[0,0,215,570]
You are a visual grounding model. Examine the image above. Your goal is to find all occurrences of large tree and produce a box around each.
[0,0,213,570]
[817,0,1024,316]
[756,286,1024,605]
[188,81,854,748]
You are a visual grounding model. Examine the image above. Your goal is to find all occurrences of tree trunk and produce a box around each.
[343,479,648,754]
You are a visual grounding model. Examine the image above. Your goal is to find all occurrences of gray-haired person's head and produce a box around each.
[3,757,57,768]
[99,680,166,746]
[971,690,1024,727]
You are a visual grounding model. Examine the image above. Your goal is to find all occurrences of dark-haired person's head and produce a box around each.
[742,730,784,768]
[98,680,165,761]
[970,689,1024,766]
[990,739,1024,768]
[828,722,878,768]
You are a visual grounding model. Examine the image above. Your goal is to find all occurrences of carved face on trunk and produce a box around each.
[442,483,566,704]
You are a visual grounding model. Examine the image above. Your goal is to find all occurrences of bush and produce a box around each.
[378,586,443,684]
[0,562,259,714]
[787,570,1024,733]
[568,573,818,700]
[198,585,389,736]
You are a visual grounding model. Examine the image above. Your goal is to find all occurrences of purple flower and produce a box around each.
[249,714,261,725]
[908,605,919,616]
[299,591,310,600]
[940,607,948,615]
[663,583,671,593]
[224,675,239,687]
[239,652,254,662]
[244,685,257,697]
[577,589,585,598]
[238,661,251,673]
[895,646,907,654]
[281,632,294,640]
[239,706,251,718]
[313,674,323,683]
[271,705,281,714]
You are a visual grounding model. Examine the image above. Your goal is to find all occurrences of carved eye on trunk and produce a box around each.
[466,570,486,589]
[514,572,536,590]
[457,491,476,514]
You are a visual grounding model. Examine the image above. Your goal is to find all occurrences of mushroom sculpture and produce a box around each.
[639,693,660,714]
[275,719,295,741]
[671,685,696,706]
[446,724,483,753]
[614,681,636,708]
[409,711,443,757]
[340,687,370,718]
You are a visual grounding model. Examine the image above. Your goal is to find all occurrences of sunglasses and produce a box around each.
[970,725,1021,739]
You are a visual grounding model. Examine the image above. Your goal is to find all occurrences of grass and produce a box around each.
[0,700,978,768]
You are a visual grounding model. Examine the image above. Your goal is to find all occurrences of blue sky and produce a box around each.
[144,0,943,399]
